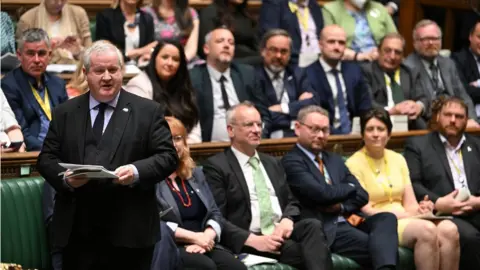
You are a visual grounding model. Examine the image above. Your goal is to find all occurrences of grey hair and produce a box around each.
[83,41,124,72]
[204,26,232,44]
[18,28,51,51]
[297,105,329,123]
[226,101,256,125]
[259,29,293,51]
[413,19,443,40]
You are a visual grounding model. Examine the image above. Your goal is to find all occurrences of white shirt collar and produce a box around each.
[207,64,231,82]
[89,91,120,110]
[231,146,260,167]
[438,133,466,151]
[319,57,342,73]
[264,67,285,81]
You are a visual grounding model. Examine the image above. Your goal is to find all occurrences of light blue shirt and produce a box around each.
[296,143,345,222]
[349,10,376,53]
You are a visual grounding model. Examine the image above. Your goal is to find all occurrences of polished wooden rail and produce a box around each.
[3,129,480,179]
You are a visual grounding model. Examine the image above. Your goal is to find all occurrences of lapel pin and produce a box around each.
[468,146,472,152]
[287,76,293,81]
[123,108,129,112]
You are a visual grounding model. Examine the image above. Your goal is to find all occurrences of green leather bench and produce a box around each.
[1,177,415,270]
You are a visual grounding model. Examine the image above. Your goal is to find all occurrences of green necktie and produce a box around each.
[249,156,275,235]
[389,73,404,104]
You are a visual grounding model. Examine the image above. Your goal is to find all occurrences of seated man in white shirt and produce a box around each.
[1,89,25,152]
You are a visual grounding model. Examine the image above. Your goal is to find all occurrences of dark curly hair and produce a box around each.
[145,40,199,133]
[360,108,393,136]
[428,96,469,130]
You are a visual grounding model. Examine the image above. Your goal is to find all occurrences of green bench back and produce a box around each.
[1,177,50,270]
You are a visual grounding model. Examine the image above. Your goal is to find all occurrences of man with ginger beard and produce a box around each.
[361,32,429,129]
[255,29,319,138]
[404,96,480,270]
[189,27,271,142]
[405,19,479,128]
[203,101,332,270]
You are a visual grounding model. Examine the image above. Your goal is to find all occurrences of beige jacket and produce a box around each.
[125,72,202,144]
[16,3,92,48]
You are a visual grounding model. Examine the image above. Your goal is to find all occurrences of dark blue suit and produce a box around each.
[258,0,323,66]
[282,144,399,269]
[255,66,318,137]
[1,67,67,151]
[305,61,372,134]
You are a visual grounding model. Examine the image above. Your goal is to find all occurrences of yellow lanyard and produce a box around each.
[289,2,310,31]
[363,148,393,203]
[30,83,52,121]
[447,149,464,181]
[384,69,400,88]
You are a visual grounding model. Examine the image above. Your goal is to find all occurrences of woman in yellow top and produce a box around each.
[345,108,460,270]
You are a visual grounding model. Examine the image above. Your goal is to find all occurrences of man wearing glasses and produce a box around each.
[361,32,429,129]
[2,28,68,151]
[405,19,479,128]
[282,105,399,270]
[203,101,332,270]
[256,29,319,138]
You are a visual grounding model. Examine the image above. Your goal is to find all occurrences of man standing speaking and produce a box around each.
[37,41,178,270]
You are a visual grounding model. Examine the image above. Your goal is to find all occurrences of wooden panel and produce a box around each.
[3,129,480,179]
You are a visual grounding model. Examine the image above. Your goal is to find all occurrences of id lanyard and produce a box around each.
[447,149,466,187]
[364,148,393,203]
[30,84,52,121]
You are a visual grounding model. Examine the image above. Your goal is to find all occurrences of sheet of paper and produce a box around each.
[46,64,77,73]
[238,254,278,267]
[125,64,141,75]
[411,213,453,220]
[58,163,118,179]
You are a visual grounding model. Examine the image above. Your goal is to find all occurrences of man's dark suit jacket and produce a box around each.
[404,52,477,120]
[203,148,301,254]
[258,0,324,66]
[305,61,372,133]
[255,65,318,135]
[156,168,223,237]
[37,90,178,248]
[360,61,429,129]
[95,7,154,61]
[452,48,480,105]
[281,145,369,245]
[1,67,68,151]
[189,63,271,141]
[404,132,480,203]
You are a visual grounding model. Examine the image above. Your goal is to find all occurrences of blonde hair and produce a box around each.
[166,116,196,180]
[66,55,88,94]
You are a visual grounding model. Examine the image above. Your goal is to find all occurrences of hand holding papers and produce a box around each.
[59,163,118,179]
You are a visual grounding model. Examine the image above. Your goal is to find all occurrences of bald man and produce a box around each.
[304,25,372,134]
[189,27,271,142]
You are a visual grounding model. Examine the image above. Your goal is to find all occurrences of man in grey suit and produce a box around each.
[361,32,428,129]
[404,19,480,128]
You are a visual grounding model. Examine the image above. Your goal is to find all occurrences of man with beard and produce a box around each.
[404,96,480,270]
[2,28,68,151]
[189,27,270,142]
[255,29,318,138]
[304,25,372,135]
[361,32,429,130]
[282,105,399,270]
[404,20,479,128]
[203,101,332,270]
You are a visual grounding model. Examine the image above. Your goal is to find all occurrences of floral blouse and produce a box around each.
[142,7,198,46]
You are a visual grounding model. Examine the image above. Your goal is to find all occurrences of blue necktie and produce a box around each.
[331,69,351,134]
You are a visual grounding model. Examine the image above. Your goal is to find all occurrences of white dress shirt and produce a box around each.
[319,58,348,128]
[383,72,400,109]
[230,146,283,233]
[207,65,240,142]
[439,134,470,191]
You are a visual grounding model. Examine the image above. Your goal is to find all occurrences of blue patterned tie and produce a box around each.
[331,69,351,134]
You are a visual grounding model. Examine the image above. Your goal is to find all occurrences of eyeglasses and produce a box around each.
[416,36,441,43]
[266,47,290,56]
[172,135,184,143]
[299,122,330,134]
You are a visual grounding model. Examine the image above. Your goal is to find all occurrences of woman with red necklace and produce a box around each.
[157,116,247,270]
